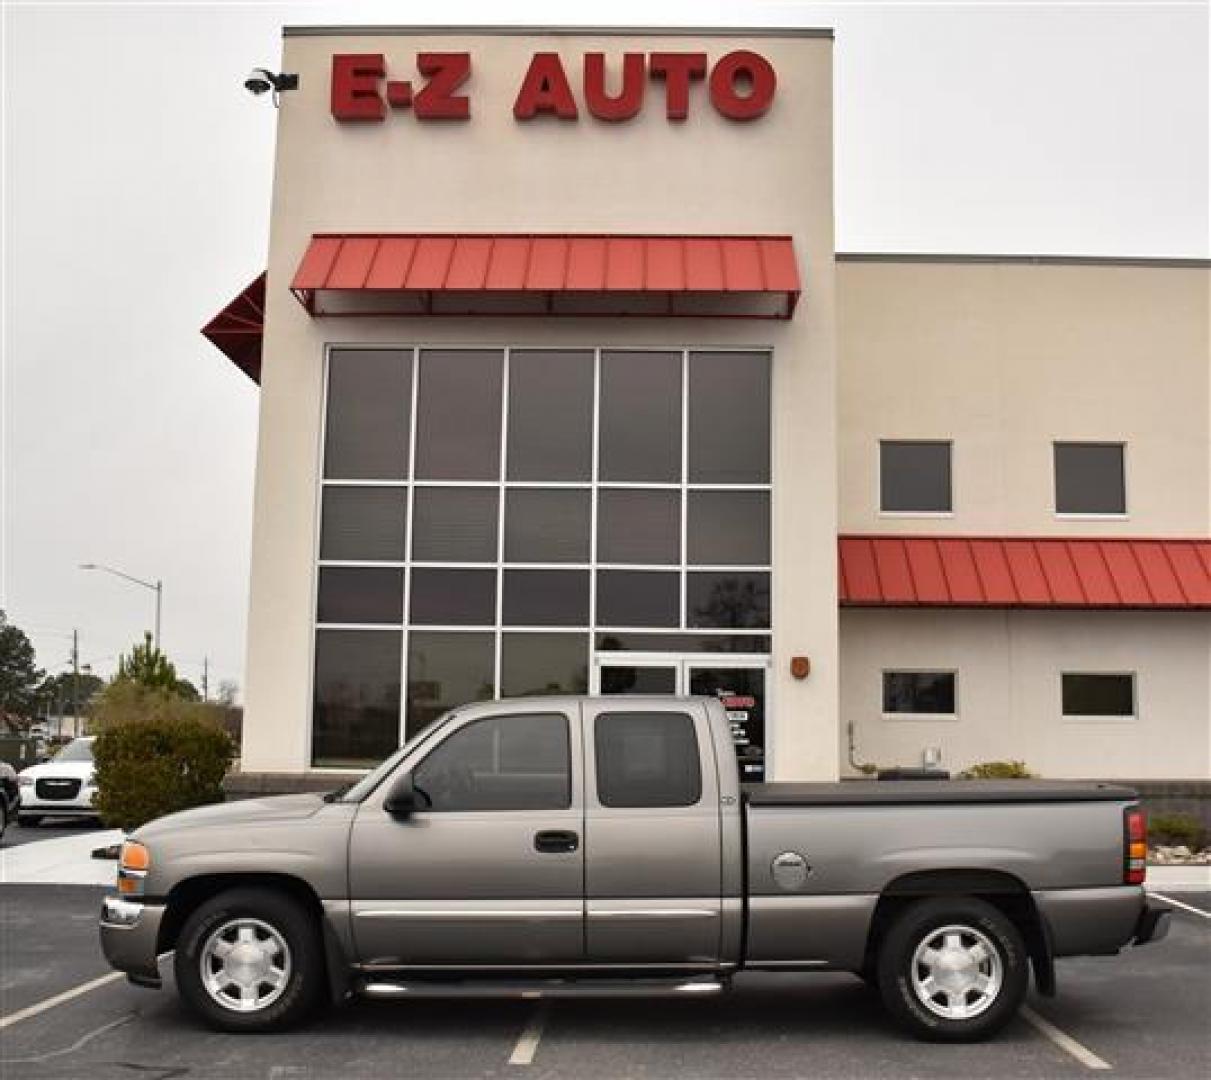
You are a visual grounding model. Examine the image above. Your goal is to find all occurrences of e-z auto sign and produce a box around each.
[331,51,777,122]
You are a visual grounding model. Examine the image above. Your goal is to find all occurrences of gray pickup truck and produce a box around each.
[100,695,1169,1041]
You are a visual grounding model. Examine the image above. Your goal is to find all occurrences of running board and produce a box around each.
[358,975,727,1000]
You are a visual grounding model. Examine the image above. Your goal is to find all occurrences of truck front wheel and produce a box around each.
[876,897,1028,1042]
[174,887,325,1032]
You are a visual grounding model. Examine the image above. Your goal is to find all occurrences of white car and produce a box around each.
[17,736,101,825]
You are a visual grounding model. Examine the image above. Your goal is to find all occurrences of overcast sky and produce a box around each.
[2,0,1207,700]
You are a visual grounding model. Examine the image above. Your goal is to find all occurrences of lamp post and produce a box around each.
[79,563,163,648]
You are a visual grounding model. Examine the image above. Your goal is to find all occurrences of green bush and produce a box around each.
[92,682,237,830]
[1148,811,1207,851]
[959,760,1035,780]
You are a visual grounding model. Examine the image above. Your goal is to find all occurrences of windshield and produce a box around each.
[336,715,452,802]
[53,739,94,763]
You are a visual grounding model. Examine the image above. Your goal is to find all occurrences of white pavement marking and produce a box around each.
[508,1002,550,1066]
[0,953,171,1030]
[0,828,124,885]
[1149,891,1211,919]
[1022,1006,1112,1071]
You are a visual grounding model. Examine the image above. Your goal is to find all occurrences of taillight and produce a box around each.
[1124,807,1147,885]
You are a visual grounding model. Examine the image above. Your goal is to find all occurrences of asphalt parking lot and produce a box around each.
[0,883,1207,1080]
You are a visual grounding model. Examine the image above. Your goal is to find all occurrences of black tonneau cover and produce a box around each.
[744,780,1138,806]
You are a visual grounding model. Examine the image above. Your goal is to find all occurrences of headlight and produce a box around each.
[117,840,150,897]
[86,772,96,786]
[18,775,33,787]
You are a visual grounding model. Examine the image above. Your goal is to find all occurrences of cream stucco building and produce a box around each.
[203,26,1210,790]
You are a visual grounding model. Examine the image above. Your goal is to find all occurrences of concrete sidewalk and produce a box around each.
[1146,864,1211,894]
[1,828,124,885]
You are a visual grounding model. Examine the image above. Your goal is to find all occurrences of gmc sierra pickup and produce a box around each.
[99,695,1169,1041]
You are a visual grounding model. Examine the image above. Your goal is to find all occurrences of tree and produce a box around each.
[37,670,106,715]
[114,633,196,700]
[0,610,45,720]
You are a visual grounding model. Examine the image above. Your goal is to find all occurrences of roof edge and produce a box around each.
[836,252,1210,268]
[283,25,834,39]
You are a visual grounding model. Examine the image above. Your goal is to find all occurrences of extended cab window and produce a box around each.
[595,712,701,808]
[413,713,570,811]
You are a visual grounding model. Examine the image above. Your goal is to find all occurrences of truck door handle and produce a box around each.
[534,830,579,854]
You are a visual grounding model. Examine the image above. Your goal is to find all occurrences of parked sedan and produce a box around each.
[17,736,100,825]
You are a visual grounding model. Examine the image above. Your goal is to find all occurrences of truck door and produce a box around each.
[582,701,723,964]
[348,706,584,966]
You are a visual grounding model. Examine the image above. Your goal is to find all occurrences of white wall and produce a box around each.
[840,608,1211,780]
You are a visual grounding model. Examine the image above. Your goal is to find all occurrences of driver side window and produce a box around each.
[412,713,571,811]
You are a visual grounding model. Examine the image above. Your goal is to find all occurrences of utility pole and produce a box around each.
[202,657,209,702]
[71,629,80,738]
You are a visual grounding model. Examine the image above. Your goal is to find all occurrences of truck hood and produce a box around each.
[135,792,327,839]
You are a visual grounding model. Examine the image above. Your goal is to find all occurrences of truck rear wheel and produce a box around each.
[174,887,325,1032]
[876,897,1027,1042]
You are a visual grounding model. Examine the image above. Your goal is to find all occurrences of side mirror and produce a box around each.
[384,772,419,819]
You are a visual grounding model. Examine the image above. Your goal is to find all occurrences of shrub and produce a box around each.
[1148,811,1207,851]
[959,760,1035,780]
[92,682,237,830]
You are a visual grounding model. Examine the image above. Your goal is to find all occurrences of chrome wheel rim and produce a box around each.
[910,923,1003,1020]
[200,917,292,1013]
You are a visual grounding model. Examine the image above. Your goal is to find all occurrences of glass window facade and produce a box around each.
[314,347,772,766]
[880,441,952,513]
[1054,443,1126,515]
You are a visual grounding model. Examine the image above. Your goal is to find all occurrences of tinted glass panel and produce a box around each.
[503,570,589,626]
[883,672,956,714]
[688,351,770,483]
[317,567,403,624]
[312,629,401,767]
[595,712,701,807]
[689,666,766,781]
[597,633,771,653]
[597,489,680,564]
[411,487,498,562]
[320,487,407,562]
[1054,443,1126,514]
[596,571,680,627]
[880,441,952,513]
[414,713,571,811]
[687,491,770,565]
[406,632,494,735]
[598,351,681,482]
[687,572,770,628]
[504,489,591,563]
[599,665,678,695]
[1062,673,1135,716]
[500,634,589,698]
[508,350,594,480]
[324,350,411,480]
[409,569,496,625]
[415,350,502,480]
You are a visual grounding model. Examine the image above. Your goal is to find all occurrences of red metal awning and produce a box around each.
[839,536,1211,609]
[290,234,801,319]
[202,274,265,383]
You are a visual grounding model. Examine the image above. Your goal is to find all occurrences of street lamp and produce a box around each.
[79,563,163,648]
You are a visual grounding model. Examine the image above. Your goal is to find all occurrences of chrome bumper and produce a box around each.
[99,896,165,988]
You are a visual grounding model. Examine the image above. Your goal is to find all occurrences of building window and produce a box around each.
[879,441,952,514]
[1054,442,1126,515]
[1062,673,1136,718]
[314,347,772,766]
[882,671,957,717]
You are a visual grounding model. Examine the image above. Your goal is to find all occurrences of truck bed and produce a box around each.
[744,780,1138,806]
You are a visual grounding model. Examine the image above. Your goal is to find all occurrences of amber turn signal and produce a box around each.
[120,840,150,872]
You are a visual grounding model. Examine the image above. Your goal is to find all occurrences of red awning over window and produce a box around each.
[289,234,801,319]
[201,274,265,383]
[839,535,1211,609]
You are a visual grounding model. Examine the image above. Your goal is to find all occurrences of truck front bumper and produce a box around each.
[1132,899,1171,946]
[99,896,166,988]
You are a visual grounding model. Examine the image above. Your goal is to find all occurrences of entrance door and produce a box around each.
[592,655,769,781]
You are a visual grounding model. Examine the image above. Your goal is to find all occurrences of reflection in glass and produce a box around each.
[599,665,678,695]
[406,632,495,736]
[597,489,680,565]
[317,567,403,625]
[686,491,770,565]
[688,351,770,483]
[409,569,496,625]
[599,351,681,482]
[687,572,770,628]
[320,487,407,562]
[596,571,679,627]
[504,489,591,563]
[415,350,502,480]
[412,487,498,562]
[503,570,589,626]
[883,671,956,715]
[508,350,594,480]
[501,634,589,697]
[312,629,401,767]
[324,350,411,480]
[596,633,771,653]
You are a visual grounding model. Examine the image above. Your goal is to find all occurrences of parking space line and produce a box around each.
[1149,892,1211,919]
[1022,1006,1112,1071]
[0,952,171,1031]
[508,1002,550,1066]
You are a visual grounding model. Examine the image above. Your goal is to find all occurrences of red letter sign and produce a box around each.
[583,53,645,122]
[414,52,472,119]
[513,53,579,120]
[649,53,707,120]
[331,54,385,120]
[709,50,776,120]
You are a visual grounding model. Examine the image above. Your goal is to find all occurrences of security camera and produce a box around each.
[244,68,274,96]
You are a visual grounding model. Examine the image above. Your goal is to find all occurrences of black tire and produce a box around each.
[876,897,1028,1042]
[17,814,41,827]
[174,887,326,1032]
[0,801,8,842]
